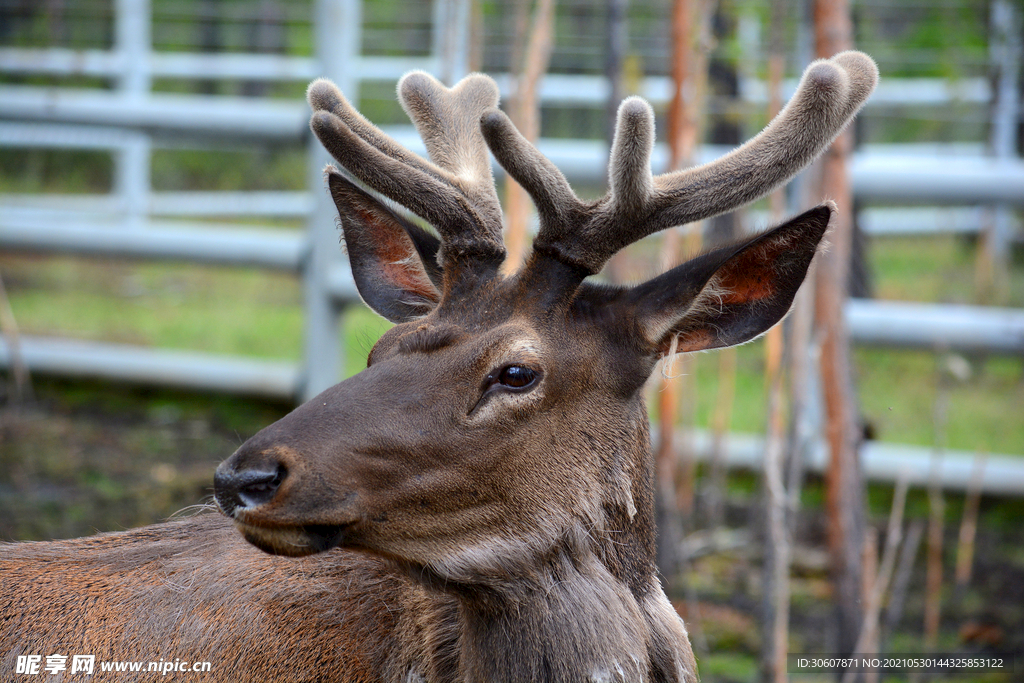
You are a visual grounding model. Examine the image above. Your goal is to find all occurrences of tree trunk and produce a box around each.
[812,0,867,664]
[656,0,715,586]
[502,0,556,273]
[759,3,792,677]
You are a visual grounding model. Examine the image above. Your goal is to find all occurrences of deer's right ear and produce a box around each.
[327,169,442,323]
[577,204,833,358]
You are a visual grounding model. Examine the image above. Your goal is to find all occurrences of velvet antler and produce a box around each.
[481,51,878,277]
[308,72,506,275]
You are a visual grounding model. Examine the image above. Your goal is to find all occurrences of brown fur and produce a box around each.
[2,51,877,682]
[2,514,405,682]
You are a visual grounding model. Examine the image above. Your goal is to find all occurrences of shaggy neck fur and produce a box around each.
[399,409,696,683]
[458,550,647,681]
[454,549,694,683]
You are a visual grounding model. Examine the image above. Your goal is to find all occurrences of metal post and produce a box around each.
[991,0,1021,166]
[433,0,472,85]
[115,0,152,226]
[302,0,362,401]
[116,0,152,96]
[985,0,1021,279]
[115,134,151,225]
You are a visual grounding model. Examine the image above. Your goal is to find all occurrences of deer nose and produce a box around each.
[214,463,287,516]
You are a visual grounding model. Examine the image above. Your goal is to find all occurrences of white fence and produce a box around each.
[0,0,416,401]
[0,0,1022,406]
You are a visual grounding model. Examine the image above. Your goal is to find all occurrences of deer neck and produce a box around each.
[448,546,698,682]
[449,420,693,682]
[395,408,694,681]
[454,550,653,682]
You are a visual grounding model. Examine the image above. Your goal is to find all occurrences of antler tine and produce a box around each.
[643,51,878,230]
[606,96,657,216]
[308,77,440,180]
[479,109,589,252]
[480,97,657,273]
[398,72,505,234]
[513,50,877,276]
[308,74,506,267]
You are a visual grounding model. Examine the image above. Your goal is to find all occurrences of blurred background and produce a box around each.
[0,0,1021,680]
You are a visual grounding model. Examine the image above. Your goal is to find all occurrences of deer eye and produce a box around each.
[489,364,539,391]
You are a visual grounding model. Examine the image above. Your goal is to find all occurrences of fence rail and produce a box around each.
[1,0,1021,410]
[0,335,301,399]
[1,297,1017,404]
[685,432,1024,497]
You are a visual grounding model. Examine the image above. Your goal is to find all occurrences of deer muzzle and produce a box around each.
[213,437,357,557]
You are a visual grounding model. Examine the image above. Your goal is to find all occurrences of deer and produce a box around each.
[2,50,876,682]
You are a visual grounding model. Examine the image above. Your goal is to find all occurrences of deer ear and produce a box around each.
[626,204,834,355]
[328,169,443,323]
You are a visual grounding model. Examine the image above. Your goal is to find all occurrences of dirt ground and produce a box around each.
[0,379,290,540]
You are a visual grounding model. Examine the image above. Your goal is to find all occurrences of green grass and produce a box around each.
[857,350,1024,455]
[0,149,114,194]
[869,234,1024,307]
[1,255,305,358]
[694,653,758,683]
[151,147,307,192]
[661,340,1024,456]
[0,254,394,377]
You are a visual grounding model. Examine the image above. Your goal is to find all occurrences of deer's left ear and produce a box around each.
[623,203,834,355]
[328,169,443,323]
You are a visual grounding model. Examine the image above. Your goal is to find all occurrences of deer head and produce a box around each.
[213,52,876,680]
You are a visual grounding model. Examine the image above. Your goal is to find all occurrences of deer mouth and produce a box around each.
[234,520,348,557]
